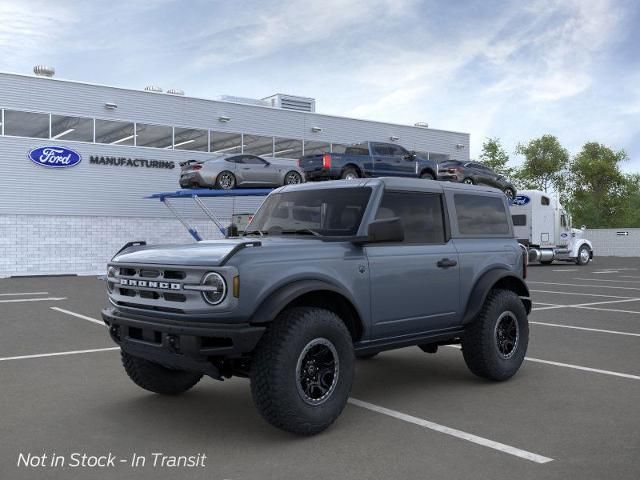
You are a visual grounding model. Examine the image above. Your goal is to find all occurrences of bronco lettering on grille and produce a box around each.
[119,279,181,290]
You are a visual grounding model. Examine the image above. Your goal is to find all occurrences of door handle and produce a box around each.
[242,167,250,170]
[437,258,457,268]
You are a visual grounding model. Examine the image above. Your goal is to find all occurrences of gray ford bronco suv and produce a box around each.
[102,177,531,435]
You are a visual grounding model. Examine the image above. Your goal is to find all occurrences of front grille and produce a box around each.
[108,265,205,313]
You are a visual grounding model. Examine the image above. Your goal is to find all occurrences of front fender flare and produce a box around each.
[463,269,531,324]
[248,279,360,325]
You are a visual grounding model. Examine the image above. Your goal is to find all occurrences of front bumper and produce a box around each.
[102,307,265,376]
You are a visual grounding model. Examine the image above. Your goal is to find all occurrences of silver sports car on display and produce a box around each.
[179,154,305,189]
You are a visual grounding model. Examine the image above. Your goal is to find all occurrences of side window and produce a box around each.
[512,215,527,226]
[541,196,550,206]
[243,155,267,165]
[454,194,511,236]
[375,191,446,244]
[561,214,567,227]
[226,156,243,163]
[373,144,392,156]
[388,145,408,157]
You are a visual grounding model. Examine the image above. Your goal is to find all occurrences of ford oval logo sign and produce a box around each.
[512,195,530,206]
[28,146,82,168]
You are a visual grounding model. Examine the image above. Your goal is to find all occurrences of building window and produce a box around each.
[95,119,135,145]
[50,115,94,142]
[173,127,208,151]
[210,131,243,154]
[3,110,50,138]
[244,134,274,157]
[135,123,173,149]
[273,137,303,159]
[304,140,330,156]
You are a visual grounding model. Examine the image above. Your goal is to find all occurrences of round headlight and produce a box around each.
[201,272,227,305]
[107,266,117,293]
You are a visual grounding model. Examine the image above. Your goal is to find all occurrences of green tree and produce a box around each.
[567,142,635,227]
[515,134,569,193]
[479,137,513,177]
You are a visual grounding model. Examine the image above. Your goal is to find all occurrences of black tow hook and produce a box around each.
[167,334,180,353]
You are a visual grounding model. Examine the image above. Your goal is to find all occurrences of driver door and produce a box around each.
[237,155,274,185]
[365,190,460,339]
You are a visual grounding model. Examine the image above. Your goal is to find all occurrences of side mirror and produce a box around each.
[354,217,404,244]
[404,151,416,160]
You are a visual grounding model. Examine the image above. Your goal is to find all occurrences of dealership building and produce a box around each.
[0,68,470,277]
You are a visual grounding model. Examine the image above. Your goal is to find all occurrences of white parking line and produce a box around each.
[530,289,634,299]
[552,269,578,272]
[575,306,640,315]
[574,278,640,284]
[593,271,620,274]
[524,357,640,381]
[348,398,553,464]
[446,345,640,380]
[0,291,49,296]
[50,307,105,326]
[0,297,67,304]
[0,347,119,362]
[529,281,640,292]
[530,321,640,337]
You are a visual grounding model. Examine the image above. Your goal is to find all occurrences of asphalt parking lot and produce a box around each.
[1,257,639,480]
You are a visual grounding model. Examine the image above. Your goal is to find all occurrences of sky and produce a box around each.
[1,0,639,169]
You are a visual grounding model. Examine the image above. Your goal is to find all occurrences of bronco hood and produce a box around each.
[111,237,322,266]
[112,239,261,266]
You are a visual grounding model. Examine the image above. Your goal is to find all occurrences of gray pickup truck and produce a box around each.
[102,178,531,435]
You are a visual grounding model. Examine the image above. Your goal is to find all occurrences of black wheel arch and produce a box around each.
[463,269,531,324]
[248,279,365,342]
[420,167,436,178]
[342,164,362,177]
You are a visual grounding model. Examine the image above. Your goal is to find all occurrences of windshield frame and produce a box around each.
[244,186,373,239]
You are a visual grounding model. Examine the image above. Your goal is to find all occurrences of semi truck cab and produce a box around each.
[510,190,593,265]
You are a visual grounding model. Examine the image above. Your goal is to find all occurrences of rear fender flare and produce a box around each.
[463,269,531,324]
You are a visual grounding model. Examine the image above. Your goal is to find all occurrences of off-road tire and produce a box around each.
[121,351,202,395]
[215,171,236,190]
[576,245,591,265]
[461,289,528,381]
[250,307,355,435]
[341,167,359,180]
[420,171,435,180]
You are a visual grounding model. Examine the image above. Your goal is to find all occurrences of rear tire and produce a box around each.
[121,351,202,395]
[461,289,528,381]
[250,307,354,435]
[462,177,474,185]
[341,167,359,180]
[284,171,303,185]
[215,171,236,190]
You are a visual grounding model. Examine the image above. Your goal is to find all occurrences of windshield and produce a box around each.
[245,187,372,237]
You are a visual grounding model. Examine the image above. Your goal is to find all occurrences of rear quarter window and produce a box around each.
[454,194,511,236]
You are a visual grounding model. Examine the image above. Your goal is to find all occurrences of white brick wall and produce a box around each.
[585,228,640,257]
[0,214,227,277]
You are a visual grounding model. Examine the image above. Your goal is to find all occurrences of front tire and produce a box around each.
[461,289,528,381]
[576,245,591,265]
[121,351,202,395]
[215,171,236,190]
[462,177,475,185]
[250,307,354,435]
[420,171,435,180]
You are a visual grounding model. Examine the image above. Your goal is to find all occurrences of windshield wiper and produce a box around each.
[280,229,322,237]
